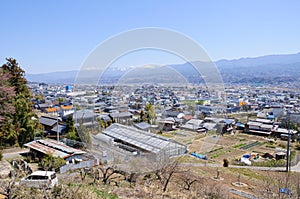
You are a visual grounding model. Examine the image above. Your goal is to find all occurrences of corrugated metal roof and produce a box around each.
[24,139,85,159]
[39,116,58,127]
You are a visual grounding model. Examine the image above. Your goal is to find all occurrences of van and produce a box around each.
[20,171,58,188]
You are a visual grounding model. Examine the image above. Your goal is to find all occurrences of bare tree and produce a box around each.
[93,164,121,185]
[177,170,199,191]
[0,171,19,199]
[153,158,184,192]
[258,171,300,199]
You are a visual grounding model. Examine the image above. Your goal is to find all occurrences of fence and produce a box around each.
[60,159,100,174]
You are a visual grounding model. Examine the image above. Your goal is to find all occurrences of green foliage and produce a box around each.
[99,119,112,129]
[140,110,146,122]
[251,159,286,167]
[0,58,37,146]
[281,119,298,131]
[0,150,3,161]
[145,103,156,124]
[58,97,65,103]
[196,100,205,105]
[2,58,29,96]
[39,154,66,171]
[278,143,287,149]
[266,145,276,148]
[65,115,80,141]
[91,187,118,199]
[76,122,91,144]
[295,143,300,150]
[233,143,246,148]
[65,131,80,141]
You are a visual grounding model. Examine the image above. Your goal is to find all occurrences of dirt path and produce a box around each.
[2,148,29,160]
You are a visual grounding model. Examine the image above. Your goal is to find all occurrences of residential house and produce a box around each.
[181,119,203,132]
[60,105,75,117]
[73,109,98,128]
[134,122,151,131]
[109,112,133,125]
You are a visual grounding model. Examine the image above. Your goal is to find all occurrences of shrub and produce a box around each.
[0,150,3,161]
[278,143,286,149]
[39,154,66,171]
[223,158,229,167]
[295,143,300,150]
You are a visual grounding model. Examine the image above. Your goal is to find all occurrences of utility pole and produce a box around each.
[286,111,291,172]
[286,132,290,172]
[57,107,60,142]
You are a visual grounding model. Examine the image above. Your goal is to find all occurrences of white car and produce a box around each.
[20,171,58,188]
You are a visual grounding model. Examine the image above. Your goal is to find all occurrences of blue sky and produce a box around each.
[1,0,300,73]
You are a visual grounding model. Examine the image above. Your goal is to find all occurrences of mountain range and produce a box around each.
[26,52,300,85]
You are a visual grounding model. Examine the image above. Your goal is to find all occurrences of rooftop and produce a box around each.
[24,139,86,159]
[103,123,186,154]
[40,116,58,127]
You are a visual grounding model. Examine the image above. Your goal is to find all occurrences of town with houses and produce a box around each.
[2,79,300,198]
[2,1,300,198]
[26,82,300,166]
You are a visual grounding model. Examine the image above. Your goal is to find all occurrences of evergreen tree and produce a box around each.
[65,115,79,141]
[0,69,15,124]
[140,110,146,122]
[0,68,16,146]
[2,58,29,96]
[1,58,37,146]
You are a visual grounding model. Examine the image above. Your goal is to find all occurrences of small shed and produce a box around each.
[24,139,86,163]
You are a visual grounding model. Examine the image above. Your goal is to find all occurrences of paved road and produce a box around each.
[180,160,300,172]
[2,148,29,160]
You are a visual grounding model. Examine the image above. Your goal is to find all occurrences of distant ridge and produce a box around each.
[26,52,300,84]
[215,52,300,68]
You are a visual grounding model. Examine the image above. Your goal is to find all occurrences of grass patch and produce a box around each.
[181,100,197,106]
[194,134,206,140]
[278,143,287,149]
[206,130,217,135]
[251,159,286,167]
[233,143,246,148]
[208,147,224,154]
[209,148,231,159]
[178,155,203,163]
[91,187,118,199]
[228,168,264,180]
[266,145,276,148]
[183,139,192,143]
[160,133,174,138]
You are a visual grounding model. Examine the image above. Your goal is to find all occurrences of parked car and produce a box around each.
[20,171,58,188]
